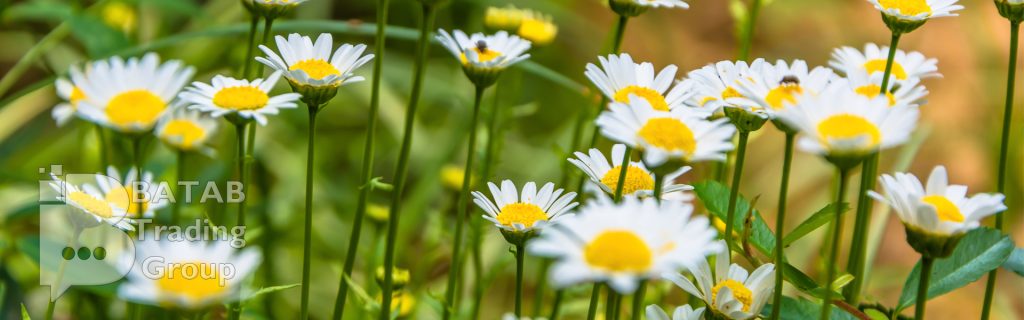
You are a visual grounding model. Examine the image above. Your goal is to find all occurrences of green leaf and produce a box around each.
[782,262,819,292]
[68,14,131,57]
[783,202,849,246]
[864,309,888,320]
[1002,247,1023,277]
[21,303,31,320]
[139,0,201,16]
[897,228,1014,310]
[762,296,858,320]
[693,180,775,256]
[241,283,299,303]
[1,0,74,23]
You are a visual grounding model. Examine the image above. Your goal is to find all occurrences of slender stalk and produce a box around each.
[914,257,934,320]
[95,125,109,169]
[45,228,82,320]
[242,15,260,78]
[878,33,902,97]
[611,15,628,54]
[630,280,647,320]
[439,85,486,320]
[737,0,762,61]
[724,132,750,252]
[769,132,794,320]
[332,0,393,317]
[514,243,526,317]
[586,284,601,320]
[531,260,551,316]
[471,74,505,319]
[612,147,632,201]
[171,151,185,226]
[226,121,250,320]
[845,152,877,304]
[253,18,275,77]
[820,168,850,320]
[983,20,1020,320]
[605,291,619,319]
[549,289,564,320]
[299,106,319,319]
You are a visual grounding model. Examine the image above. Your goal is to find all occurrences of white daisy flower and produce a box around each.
[252,0,309,5]
[436,29,532,71]
[871,166,1006,237]
[584,53,700,114]
[48,174,134,231]
[52,77,88,126]
[665,249,775,320]
[830,43,940,84]
[71,53,195,133]
[868,0,962,22]
[596,96,736,167]
[568,144,693,197]
[155,104,219,154]
[682,59,762,114]
[844,69,929,108]
[256,33,374,88]
[620,0,689,9]
[528,195,722,294]
[118,237,261,309]
[96,166,169,219]
[471,180,578,233]
[734,59,835,116]
[775,82,919,158]
[646,304,705,320]
[179,71,301,126]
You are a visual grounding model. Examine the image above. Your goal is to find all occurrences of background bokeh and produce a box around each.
[0,0,1022,318]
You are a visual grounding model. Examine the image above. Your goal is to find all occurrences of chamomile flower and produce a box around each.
[256,33,374,94]
[665,249,775,320]
[242,0,309,19]
[683,59,762,114]
[775,82,919,160]
[830,43,940,83]
[584,53,699,114]
[868,0,962,22]
[596,97,735,167]
[96,166,169,219]
[48,174,134,231]
[844,69,929,108]
[118,237,261,309]
[471,180,578,236]
[436,29,532,87]
[528,195,721,294]
[72,53,195,134]
[485,6,558,45]
[996,0,1024,22]
[52,77,87,126]
[179,71,301,126]
[646,304,705,320]
[568,144,693,197]
[155,104,219,154]
[609,0,689,17]
[734,59,834,116]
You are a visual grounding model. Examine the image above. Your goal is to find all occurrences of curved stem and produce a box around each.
[737,0,762,61]
[914,257,934,320]
[332,0,392,318]
[299,106,318,319]
[242,15,260,78]
[770,132,794,320]
[514,244,526,317]
[724,132,750,253]
[820,168,850,320]
[630,280,647,320]
[586,284,601,320]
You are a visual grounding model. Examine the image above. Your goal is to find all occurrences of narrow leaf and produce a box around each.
[897,228,1014,310]
[241,283,299,303]
[783,202,849,246]
[21,303,31,320]
[693,180,775,256]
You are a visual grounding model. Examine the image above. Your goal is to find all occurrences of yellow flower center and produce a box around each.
[701,86,744,106]
[156,261,227,301]
[864,59,908,80]
[518,18,557,45]
[70,87,87,107]
[921,195,964,223]
[614,86,670,111]
[160,119,206,149]
[854,85,898,107]
[496,203,549,227]
[711,279,753,312]
[638,118,697,155]
[765,84,803,110]
[68,191,113,218]
[105,186,148,217]
[460,47,503,64]
[212,86,269,111]
[105,90,166,128]
[290,59,341,80]
[599,165,655,195]
[879,0,932,16]
[817,114,882,149]
[584,230,652,272]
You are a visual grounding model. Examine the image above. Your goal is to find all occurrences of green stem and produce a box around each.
[255,18,275,77]
[439,85,485,320]
[653,172,664,204]
[514,244,526,317]
[630,281,647,320]
[724,132,750,253]
[605,291,619,319]
[531,260,551,316]
[299,106,319,319]
[586,284,601,320]
[227,121,251,320]
[914,257,934,320]
[737,0,762,61]
[611,15,628,54]
[549,289,564,320]
[471,72,505,319]
[381,5,437,320]
[242,14,260,78]
[612,147,633,201]
[95,125,109,169]
[982,20,1019,320]
[172,151,185,226]
[845,152,878,304]
[45,228,82,320]
[878,33,902,95]
[770,132,794,320]
[820,167,850,320]
[332,0,392,318]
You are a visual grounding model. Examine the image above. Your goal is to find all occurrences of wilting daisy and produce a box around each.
[830,43,940,83]
[436,29,532,87]
[666,249,775,320]
[568,144,692,197]
[118,237,260,309]
[683,59,761,114]
[155,104,219,154]
[775,82,919,159]
[179,71,300,126]
[48,174,134,231]
[584,53,699,114]
[844,69,929,108]
[528,195,721,293]
[96,166,169,219]
[734,59,834,115]
[256,33,374,98]
[596,97,735,167]
[72,53,194,134]
[868,0,962,22]
[52,77,87,126]
[471,180,578,235]
[646,304,704,320]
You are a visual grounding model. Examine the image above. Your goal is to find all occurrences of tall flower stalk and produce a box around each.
[226,121,251,320]
[820,166,851,320]
[736,0,762,61]
[722,107,766,253]
[769,129,794,320]
[299,103,319,319]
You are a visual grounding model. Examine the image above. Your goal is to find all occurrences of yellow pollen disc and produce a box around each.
[712,280,753,312]
[584,230,653,272]
[156,261,227,301]
[496,203,549,227]
[212,86,269,111]
[289,59,341,80]
[105,90,166,128]
[105,186,148,217]
[70,87,87,107]
[816,114,882,148]
[864,59,908,80]
[921,195,964,222]
[879,0,932,16]
[460,47,503,64]
[721,86,743,99]
[599,165,655,195]
[161,120,206,149]
[638,118,697,155]
[854,85,897,106]
[614,86,670,111]
[765,84,802,110]
[68,191,113,218]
